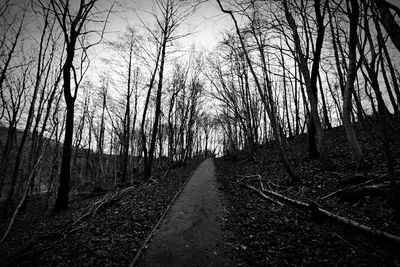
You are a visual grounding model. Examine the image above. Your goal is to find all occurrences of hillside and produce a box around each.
[215,115,400,265]
[0,160,201,266]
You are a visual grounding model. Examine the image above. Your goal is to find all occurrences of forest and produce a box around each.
[1,0,400,265]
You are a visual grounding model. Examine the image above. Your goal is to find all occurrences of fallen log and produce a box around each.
[242,182,400,247]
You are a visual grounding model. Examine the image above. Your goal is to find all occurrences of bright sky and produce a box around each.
[104,0,229,50]
[84,0,232,82]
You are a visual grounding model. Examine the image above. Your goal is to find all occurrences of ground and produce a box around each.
[0,160,200,266]
[137,158,235,267]
[215,117,400,266]
[1,117,400,266]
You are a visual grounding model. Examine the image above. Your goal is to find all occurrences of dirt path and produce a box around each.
[136,158,235,267]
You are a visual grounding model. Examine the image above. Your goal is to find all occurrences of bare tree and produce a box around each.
[140,0,197,180]
[49,0,112,213]
[0,3,25,92]
[281,0,331,167]
[217,0,297,181]
[4,8,53,216]
[342,0,365,170]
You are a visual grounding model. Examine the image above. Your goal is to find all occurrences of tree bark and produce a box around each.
[282,0,330,167]
[376,1,400,53]
[343,0,364,170]
[53,40,76,213]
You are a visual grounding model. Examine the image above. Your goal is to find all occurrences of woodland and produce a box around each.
[0,0,400,265]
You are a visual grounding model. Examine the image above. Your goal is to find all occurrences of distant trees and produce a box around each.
[139,0,198,180]
[105,28,140,184]
[217,0,297,181]
[212,0,398,170]
[2,4,60,216]
[1,0,399,227]
[0,1,26,198]
[0,0,216,231]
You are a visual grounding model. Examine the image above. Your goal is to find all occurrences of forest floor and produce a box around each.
[215,115,400,266]
[1,117,400,267]
[0,160,201,266]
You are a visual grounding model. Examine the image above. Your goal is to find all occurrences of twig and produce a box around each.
[334,233,363,253]
[264,180,289,189]
[258,175,265,191]
[325,171,346,177]
[238,179,283,206]
[320,173,390,200]
[237,174,260,183]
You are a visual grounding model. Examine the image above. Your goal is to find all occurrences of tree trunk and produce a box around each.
[282,0,330,166]
[53,39,76,213]
[53,99,74,213]
[217,0,297,181]
[144,37,167,179]
[376,1,400,53]
[343,0,364,170]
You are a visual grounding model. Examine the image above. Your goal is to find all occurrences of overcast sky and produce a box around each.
[103,0,230,49]
[29,0,400,85]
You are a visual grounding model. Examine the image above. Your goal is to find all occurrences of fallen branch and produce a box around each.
[237,174,260,183]
[338,183,391,201]
[2,186,137,266]
[260,186,310,210]
[339,173,376,186]
[317,206,400,246]
[82,186,135,221]
[325,171,346,177]
[339,169,399,187]
[240,182,283,206]
[321,174,392,201]
[264,179,289,189]
[242,182,400,247]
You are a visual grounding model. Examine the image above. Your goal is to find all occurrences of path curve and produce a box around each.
[136,158,235,267]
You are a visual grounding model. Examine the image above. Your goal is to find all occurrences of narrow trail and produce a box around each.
[136,158,235,267]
